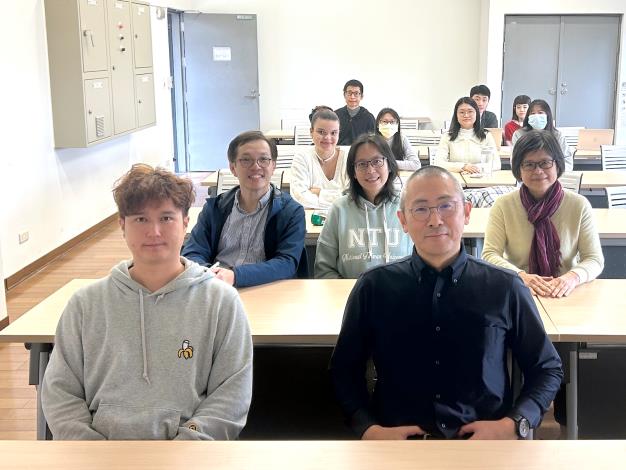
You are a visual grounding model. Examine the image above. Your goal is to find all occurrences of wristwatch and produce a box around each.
[510,414,530,439]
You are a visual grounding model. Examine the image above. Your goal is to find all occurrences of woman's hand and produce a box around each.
[518,271,554,296]
[546,271,580,298]
[310,187,321,196]
[461,163,481,174]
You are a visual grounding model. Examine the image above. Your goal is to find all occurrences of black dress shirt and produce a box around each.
[330,245,563,438]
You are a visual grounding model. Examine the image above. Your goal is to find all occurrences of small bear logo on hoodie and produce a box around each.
[177,340,193,360]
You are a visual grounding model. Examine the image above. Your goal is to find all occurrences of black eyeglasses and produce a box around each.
[354,157,387,172]
[520,159,555,171]
[407,201,459,221]
[236,157,274,168]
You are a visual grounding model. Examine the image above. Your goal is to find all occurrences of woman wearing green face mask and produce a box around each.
[375,108,421,171]
[511,99,573,171]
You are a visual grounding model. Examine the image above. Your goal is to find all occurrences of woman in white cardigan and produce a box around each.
[435,97,500,174]
[290,108,348,209]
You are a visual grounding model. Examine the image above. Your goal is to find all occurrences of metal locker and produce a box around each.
[78,0,109,72]
[135,73,156,127]
[132,2,153,68]
[107,0,137,134]
[84,78,113,143]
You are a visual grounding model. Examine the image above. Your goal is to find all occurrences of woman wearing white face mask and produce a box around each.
[511,99,573,171]
[376,108,421,171]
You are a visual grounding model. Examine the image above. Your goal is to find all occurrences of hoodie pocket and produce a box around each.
[92,403,181,440]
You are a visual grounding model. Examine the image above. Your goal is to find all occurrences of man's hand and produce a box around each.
[362,424,425,440]
[518,271,554,296]
[212,267,235,286]
[546,271,580,298]
[458,417,517,440]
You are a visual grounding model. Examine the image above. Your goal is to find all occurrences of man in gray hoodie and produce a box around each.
[41,164,253,440]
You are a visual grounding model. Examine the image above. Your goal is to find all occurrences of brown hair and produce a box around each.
[113,164,195,217]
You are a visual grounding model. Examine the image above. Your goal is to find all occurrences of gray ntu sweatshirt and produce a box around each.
[41,258,253,440]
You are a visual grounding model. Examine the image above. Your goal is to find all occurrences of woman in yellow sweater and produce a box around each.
[482,130,604,298]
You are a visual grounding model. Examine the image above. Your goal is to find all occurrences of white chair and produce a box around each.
[405,130,442,146]
[294,125,313,146]
[606,186,626,208]
[276,145,296,170]
[427,146,438,165]
[281,117,309,131]
[559,171,583,193]
[400,118,419,130]
[558,126,584,149]
[216,169,284,195]
[601,145,626,171]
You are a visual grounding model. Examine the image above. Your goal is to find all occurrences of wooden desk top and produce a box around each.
[538,279,626,343]
[264,128,294,139]
[0,439,623,469]
[461,170,517,188]
[580,170,626,189]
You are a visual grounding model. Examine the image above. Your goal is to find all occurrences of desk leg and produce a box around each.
[26,343,53,440]
[566,348,578,440]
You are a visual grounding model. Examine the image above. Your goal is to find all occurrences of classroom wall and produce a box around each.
[0,1,194,279]
[193,0,484,130]
[482,0,626,143]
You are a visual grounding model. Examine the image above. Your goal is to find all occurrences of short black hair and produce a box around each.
[343,79,364,95]
[346,133,399,206]
[227,131,277,163]
[470,84,491,99]
[511,130,565,181]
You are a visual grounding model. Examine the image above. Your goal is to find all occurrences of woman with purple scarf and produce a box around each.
[482,130,604,298]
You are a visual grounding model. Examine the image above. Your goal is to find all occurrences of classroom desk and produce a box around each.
[264,128,295,144]
[538,279,626,440]
[0,278,554,439]
[459,170,626,190]
[0,440,624,469]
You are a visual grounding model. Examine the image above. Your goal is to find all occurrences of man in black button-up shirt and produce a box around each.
[330,166,562,440]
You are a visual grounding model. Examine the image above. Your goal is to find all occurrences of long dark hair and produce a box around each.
[522,99,556,132]
[511,95,531,121]
[346,133,399,206]
[375,107,405,160]
[448,97,486,142]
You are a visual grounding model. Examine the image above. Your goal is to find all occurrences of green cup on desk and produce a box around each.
[311,211,327,226]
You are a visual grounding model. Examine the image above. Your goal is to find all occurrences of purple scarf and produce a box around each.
[520,181,564,277]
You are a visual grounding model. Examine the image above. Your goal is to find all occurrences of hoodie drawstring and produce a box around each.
[364,200,391,262]
[382,202,390,263]
[364,204,373,260]
[139,291,151,385]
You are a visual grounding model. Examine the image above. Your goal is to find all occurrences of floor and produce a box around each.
[0,171,560,440]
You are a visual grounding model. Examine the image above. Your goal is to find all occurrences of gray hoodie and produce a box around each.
[41,258,252,440]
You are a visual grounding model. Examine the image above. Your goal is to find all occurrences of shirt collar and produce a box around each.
[234,187,272,214]
[410,244,468,282]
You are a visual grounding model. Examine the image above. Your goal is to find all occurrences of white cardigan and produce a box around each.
[435,128,500,173]
[290,146,349,209]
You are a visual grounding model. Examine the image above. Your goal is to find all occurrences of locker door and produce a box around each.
[135,73,156,127]
[108,0,136,133]
[84,78,113,142]
[132,2,153,68]
[78,0,109,72]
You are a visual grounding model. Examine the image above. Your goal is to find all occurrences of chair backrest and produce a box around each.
[216,169,240,195]
[400,118,419,130]
[276,145,296,169]
[557,126,584,148]
[428,146,438,165]
[577,129,614,150]
[404,130,442,146]
[216,169,284,195]
[281,117,309,131]
[601,145,626,171]
[606,186,626,208]
[485,128,503,150]
[294,125,313,146]
[558,171,583,193]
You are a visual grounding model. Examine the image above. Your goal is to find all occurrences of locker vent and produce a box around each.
[95,115,105,137]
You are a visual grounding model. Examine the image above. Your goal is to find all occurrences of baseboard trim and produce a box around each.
[5,213,118,291]
[0,316,9,331]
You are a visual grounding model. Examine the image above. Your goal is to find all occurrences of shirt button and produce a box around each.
[436,292,441,298]
[435,394,441,399]
[435,326,441,332]
[453,279,458,284]
[441,423,447,429]
[434,360,440,366]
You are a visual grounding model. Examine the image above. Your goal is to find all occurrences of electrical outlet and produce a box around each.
[18,231,29,244]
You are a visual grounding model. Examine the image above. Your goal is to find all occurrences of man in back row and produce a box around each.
[335,79,376,146]
[183,131,306,287]
[471,84,499,129]
[331,166,562,440]
[42,164,253,440]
